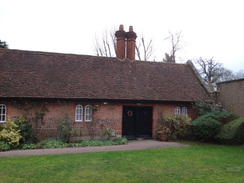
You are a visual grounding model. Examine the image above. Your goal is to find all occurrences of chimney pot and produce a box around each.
[129,26,133,32]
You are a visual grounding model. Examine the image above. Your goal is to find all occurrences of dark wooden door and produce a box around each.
[122,106,152,139]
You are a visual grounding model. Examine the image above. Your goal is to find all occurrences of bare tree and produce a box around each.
[135,35,155,61]
[234,70,244,79]
[94,27,155,61]
[94,27,116,57]
[194,57,234,91]
[163,31,184,63]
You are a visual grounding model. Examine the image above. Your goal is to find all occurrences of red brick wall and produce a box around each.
[0,99,197,140]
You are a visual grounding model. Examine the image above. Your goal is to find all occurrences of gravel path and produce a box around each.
[0,140,188,157]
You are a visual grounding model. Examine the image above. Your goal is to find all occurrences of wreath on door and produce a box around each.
[127,111,133,116]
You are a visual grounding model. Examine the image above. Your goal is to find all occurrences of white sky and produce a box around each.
[0,0,243,72]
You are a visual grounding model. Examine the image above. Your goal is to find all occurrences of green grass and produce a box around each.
[0,145,244,183]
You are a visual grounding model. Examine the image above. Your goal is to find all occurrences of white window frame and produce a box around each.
[0,104,6,123]
[85,105,92,122]
[182,107,188,116]
[175,107,181,115]
[75,105,83,122]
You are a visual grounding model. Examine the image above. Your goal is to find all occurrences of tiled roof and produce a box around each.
[0,49,208,102]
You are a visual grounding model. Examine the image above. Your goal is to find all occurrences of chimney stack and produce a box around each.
[126,26,137,60]
[115,25,137,60]
[115,25,126,59]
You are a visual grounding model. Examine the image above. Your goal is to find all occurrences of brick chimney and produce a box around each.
[126,26,137,60]
[115,25,126,59]
[115,25,137,60]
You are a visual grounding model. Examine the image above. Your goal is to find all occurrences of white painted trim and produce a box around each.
[75,105,83,122]
[0,104,6,123]
[85,105,92,122]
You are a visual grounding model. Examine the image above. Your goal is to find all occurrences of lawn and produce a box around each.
[0,145,243,183]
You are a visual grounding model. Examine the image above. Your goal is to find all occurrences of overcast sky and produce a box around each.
[0,0,243,72]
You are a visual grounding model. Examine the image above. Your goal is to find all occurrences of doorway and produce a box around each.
[122,106,152,139]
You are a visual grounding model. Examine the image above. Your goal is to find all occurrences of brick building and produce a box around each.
[0,25,209,140]
[217,79,244,118]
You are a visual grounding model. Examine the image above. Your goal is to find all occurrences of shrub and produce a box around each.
[191,117,221,141]
[112,137,128,145]
[0,119,22,148]
[66,143,80,147]
[79,140,104,147]
[57,116,71,143]
[163,114,192,140]
[101,128,115,140]
[40,139,66,149]
[215,118,244,145]
[193,101,225,116]
[104,141,116,146]
[191,111,239,141]
[79,138,127,147]
[0,141,11,151]
[14,117,35,143]
[203,111,238,124]
[21,143,37,150]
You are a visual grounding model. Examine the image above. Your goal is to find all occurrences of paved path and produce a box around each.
[0,140,188,157]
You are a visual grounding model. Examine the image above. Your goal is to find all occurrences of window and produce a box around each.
[182,107,188,116]
[175,107,180,115]
[85,105,92,122]
[0,104,6,123]
[75,105,83,122]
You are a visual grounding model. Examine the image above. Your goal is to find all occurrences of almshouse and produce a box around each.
[0,25,209,140]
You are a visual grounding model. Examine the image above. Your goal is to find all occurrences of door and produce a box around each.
[122,106,152,139]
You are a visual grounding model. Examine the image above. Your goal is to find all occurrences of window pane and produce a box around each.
[75,105,83,121]
[175,107,180,115]
[0,104,6,122]
[85,105,92,122]
[182,107,187,116]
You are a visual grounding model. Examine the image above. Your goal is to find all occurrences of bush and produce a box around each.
[191,117,221,141]
[191,111,239,141]
[20,143,37,150]
[163,114,192,140]
[66,143,80,147]
[14,117,35,143]
[79,138,128,147]
[40,140,66,149]
[203,111,238,124]
[79,140,104,147]
[215,118,244,145]
[0,119,22,148]
[112,137,128,145]
[57,116,71,143]
[101,128,115,140]
[193,101,225,116]
[103,141,116,146]
[0,141,11,151]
